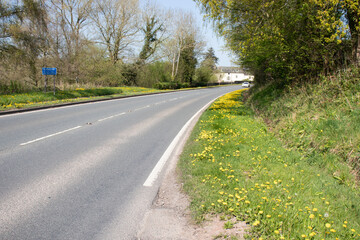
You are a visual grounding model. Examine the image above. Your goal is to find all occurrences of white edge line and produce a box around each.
[143,97,219,187]
[20,126,82,146]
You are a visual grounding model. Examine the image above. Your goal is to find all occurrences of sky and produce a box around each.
[152,0,235,67]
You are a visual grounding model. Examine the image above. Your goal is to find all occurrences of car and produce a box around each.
[242,81,250,88]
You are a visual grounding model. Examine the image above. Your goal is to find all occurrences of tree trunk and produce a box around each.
[346,6,360,65]
[356,34,360,66]
[171,53,176,80]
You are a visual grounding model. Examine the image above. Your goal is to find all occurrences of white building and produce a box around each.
[216,67,254,83]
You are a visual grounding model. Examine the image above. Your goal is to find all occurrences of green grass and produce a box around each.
[179,89,360,239]
[0,86,164,110]
[247,67,360,185]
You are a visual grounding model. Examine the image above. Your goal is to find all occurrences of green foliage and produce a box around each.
[1,0,48,87]
[153,81,190,90]
[194,65,217,86]
[137,61,172,88]
[202,47,218,70]
[121,63,139,86]
[0,81,28,94]
[248,66,360,182]
[138,15,164,64]
[196,0,360,84]
[177,36,198,84]
[180,89,360,239]
[87,60,125,87]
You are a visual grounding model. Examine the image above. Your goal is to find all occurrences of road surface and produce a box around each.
[0,85,243,240]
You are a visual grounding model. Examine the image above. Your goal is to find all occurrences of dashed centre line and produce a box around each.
[20,126,82,146]
[18,96,186,146]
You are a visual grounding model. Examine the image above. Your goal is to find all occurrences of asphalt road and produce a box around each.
[0,85,243,240]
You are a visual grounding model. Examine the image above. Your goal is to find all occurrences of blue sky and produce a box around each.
[152,0,235,66]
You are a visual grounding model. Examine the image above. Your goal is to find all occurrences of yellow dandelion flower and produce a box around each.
[252,220,260,226]
[274,230,280,234]
[325,223,331,228]
[309,214,315,219]
[330,229,336,233]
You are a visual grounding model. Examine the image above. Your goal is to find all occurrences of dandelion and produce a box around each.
[274,230,280,234]
[252,220,260,226]
[325,223,331,228]
[309,214,315,219]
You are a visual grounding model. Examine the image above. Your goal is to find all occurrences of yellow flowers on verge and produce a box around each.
[183,89,360,240]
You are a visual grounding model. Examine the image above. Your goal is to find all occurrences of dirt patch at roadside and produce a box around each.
[137,147,248,240]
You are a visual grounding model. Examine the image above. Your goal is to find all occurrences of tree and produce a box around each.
[49,0,93,82]
[137,1,167,65]
[90,0,140,65]
[309,0,360,65]
[202,47,218,70]
[178,36,197,84]
[162,10,204,81]
[125,2,168,86]
[0,0,48,87]
[195,0,359,84]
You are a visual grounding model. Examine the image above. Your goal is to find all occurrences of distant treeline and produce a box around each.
[0,0,220,94]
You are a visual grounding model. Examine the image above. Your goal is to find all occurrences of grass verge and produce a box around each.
[0,87,164,111]
[247,67,360,184]
[179,89,360,239]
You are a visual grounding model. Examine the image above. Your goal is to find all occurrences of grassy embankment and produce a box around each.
[179,77,360,239]
[247,68,360,186]
[0,87,164,111]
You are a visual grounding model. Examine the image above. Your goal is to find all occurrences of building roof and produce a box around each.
[216,66,245,74]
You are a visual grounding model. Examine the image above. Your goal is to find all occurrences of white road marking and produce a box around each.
[134,105,151,111]
[114,112,126,117]
[155,101,167,105]
[98,116,114,122]
[98,112,126,122]
[20,126,82,146]
[0,91,179,119]
[143,97,218,187]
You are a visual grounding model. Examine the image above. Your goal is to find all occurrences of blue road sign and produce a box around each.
[42,68,57,75]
